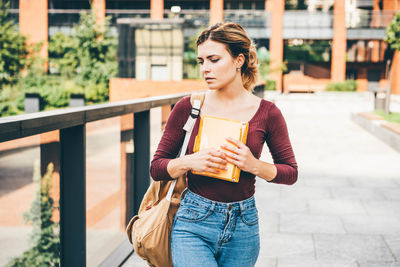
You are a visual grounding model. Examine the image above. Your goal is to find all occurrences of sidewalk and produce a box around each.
[124,92,400,267]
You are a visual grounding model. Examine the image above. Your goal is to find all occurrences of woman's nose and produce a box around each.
[201,63,211,73]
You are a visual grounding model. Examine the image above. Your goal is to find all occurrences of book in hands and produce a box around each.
[193,115,249,183]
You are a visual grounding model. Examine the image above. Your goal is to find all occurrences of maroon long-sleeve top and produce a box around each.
[150,96,298,202]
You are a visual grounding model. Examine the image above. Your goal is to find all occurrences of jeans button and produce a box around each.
[227,205,232,211]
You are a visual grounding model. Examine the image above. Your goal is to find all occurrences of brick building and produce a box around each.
[10,0,400,94]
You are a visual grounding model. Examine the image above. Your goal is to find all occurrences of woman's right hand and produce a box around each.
[186,148,228,174]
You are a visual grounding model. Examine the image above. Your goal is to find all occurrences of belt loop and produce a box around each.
[239,202,245,213]
[210,202,216,212]
[180,188,188,201]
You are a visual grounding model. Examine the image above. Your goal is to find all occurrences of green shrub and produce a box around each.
[257,46,270,81]
[0,0,28,87]
[84,82,108,104]
[0,84,24,116]
[325,80,357,92]
[72,9,117,89]
[264,79,276,91]
[386,11,400,51]
[48,32,78,78]
[7,162,60,267]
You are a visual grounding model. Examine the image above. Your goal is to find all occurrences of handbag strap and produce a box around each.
[166,97,202,201]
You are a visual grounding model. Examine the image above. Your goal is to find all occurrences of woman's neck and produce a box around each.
[212,82,249,104]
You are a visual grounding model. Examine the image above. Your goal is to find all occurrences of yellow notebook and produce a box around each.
[193,115,249,183]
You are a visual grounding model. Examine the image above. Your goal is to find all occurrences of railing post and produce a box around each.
[60,125,86,266]
[133,111,150,215]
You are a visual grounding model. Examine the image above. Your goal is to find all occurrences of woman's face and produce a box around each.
[197,39,239,90]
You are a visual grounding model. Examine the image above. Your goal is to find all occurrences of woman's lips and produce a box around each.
[205,78,215,82]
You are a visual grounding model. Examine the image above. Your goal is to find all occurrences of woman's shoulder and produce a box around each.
[173,95,192,112]
[258,98,278,113]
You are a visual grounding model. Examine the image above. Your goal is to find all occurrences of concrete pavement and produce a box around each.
[124,92,400,267]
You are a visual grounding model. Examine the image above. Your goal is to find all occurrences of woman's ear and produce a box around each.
[236,53,245,69]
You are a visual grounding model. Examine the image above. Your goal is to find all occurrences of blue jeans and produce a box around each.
[171,189,260,267]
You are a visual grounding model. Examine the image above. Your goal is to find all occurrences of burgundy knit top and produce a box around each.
[150,96,298,202]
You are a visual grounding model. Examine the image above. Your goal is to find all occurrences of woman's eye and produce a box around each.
[211,59,219,63]
[197,61,203,65]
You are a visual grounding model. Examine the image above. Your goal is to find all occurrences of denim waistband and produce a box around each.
[181,189,256,213]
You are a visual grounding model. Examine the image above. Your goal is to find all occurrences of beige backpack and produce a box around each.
[126,93,205,267]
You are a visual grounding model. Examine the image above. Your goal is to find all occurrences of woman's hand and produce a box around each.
[186,148,228,174]
[220,137,257,174]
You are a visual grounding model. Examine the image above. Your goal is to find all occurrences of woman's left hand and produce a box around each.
[220,137,257,174]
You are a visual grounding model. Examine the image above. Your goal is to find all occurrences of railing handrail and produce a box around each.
[0,92,188,143]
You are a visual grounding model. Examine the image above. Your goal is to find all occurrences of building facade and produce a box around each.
[13,0,400,93]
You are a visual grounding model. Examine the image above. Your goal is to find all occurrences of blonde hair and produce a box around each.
[196,22,258,91]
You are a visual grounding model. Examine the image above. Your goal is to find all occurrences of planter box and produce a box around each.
[69,94,85,107]
[24,93,41,113]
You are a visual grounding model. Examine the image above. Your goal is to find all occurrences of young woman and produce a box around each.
[150,22,298,267]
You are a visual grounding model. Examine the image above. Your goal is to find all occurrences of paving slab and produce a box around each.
[314,234,395,262]
[280,185,332,199]
[384,235,400,262]
[378,188,400,201]
[357,262,400,267]
[308,199,368,215]
[330,187,386,200]
[341,214,400,235]
[362,200,400,217]
[260,233,315,260]
[258,211,280,234]
[280,213,346,234]
[277,258,358,267]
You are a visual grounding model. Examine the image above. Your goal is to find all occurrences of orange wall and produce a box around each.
[269,0,284,92]
[210,0,224,24]
[383,0,400,10]
[109,78,208,102]
[151,0,164,19]
[92,0,106,24]
[391,51,400,95]
[283,73,330,93]
[356,68,368,92]
[19,0,48,67]
[265,0,272,11]
[331,0,346,82]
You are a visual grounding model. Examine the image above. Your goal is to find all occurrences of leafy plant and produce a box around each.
[73,9,117,90]
[265,79,276,91]
[0,84,24,116]
[0,0,28,87]
[48,32,78,78]
[183,29,203,79]
[7,162,60,267]
[325,80,357,92]
[385,11,400,51]
[257,46,271,81]
[284,40,331,62]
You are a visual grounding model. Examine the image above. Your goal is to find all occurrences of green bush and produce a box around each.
[264,79,276,91]
[73,9,117,89]
[48,32,78,78]
[0,84,24,116]
[0,0,28,87]
[84,82,108,104]
[7,162,60,267]
[386,11,400,51]
[257,46,270,81]
[0,7,116,117]
[325,80,357,92]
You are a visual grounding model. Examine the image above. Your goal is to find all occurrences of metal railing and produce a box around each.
[0,93,188,266]
[346,10,397,29]
[284,11,334,29]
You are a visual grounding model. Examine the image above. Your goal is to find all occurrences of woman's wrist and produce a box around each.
[250,159,277,182]
[167,155,192,179]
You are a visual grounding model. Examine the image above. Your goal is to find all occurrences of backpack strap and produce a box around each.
[166,92,206,201]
